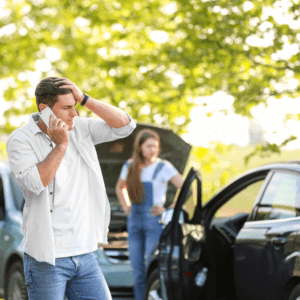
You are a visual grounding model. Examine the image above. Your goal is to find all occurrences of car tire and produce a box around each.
[145,268,162,300]
[5,260,28,300]
[288,283,300,300]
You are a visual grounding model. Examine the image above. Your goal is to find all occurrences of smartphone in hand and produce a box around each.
[39,107,57,128]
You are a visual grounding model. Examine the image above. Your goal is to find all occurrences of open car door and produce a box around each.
[158,168,205,300]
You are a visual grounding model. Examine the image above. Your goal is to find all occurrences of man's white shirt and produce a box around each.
[52,132,97,258]
[7,113,136,265]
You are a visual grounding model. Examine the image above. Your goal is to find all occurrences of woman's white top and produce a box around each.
[120,158,178,206]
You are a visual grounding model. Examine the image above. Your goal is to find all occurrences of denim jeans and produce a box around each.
[23,252,112,300]
[127,211,163,300]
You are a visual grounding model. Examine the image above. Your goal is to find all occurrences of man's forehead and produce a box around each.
[56,94,76,106]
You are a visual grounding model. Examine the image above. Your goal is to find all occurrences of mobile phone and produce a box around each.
[39,107,57,128]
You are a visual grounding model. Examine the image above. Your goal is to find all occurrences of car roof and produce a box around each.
[209,160,300,200]
[242,160,300,175]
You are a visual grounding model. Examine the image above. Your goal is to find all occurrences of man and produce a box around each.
[6,77,136,299]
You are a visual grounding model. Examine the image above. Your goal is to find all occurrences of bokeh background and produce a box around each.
[1,0,300,202]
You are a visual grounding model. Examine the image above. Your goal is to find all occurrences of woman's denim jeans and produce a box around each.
[23,252,112,300]
[127,181,163,300]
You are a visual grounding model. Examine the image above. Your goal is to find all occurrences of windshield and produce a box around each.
[9,173,25,212]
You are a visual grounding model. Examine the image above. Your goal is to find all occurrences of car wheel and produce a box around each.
[289,283,300,300]
[145,268,162,300]
[5,261,28,300]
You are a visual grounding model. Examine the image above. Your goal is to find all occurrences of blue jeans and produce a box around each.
[23,252,112,300]
[127,211,163,300]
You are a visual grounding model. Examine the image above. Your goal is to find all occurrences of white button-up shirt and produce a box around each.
[7,113,136,265]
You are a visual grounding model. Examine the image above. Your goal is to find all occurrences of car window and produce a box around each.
[254,172,300,221]
[182,176,199,220]
[215,180,264,218]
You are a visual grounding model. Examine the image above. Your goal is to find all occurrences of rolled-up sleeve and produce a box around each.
[7,135,45,195]
[82,113,136,145]
[110,113,136,138]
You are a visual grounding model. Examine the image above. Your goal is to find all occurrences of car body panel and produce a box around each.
[235,218,300,300]
[93,248,134,287]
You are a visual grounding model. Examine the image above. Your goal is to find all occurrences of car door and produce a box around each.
[201,169,268,300]
[159,168,203,300]
[234,171,300,300]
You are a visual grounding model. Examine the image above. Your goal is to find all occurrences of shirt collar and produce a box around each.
[28,113,43,135]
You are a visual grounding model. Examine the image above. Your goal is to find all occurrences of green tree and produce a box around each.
[1,0,299,138]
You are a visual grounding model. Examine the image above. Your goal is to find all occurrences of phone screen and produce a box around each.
[39,107,57,128]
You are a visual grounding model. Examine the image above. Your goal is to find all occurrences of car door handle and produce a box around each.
[271,237,287,245]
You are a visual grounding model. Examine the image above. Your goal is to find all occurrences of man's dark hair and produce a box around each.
[35,77,71,111]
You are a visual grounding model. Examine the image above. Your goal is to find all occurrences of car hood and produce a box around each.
[95,123,192,206]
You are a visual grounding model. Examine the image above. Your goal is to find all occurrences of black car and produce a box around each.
[145,161,300,300]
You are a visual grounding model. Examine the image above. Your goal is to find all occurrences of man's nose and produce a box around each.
[71,108,77,117]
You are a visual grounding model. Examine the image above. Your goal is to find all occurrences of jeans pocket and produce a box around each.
[23,253,32,288]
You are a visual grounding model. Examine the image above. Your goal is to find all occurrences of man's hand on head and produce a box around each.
[54,78,85,105]
[52,77,132,128]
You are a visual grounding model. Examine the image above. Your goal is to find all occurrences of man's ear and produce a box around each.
[38,103,48,112]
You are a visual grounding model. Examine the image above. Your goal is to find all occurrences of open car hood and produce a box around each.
[95,123,192,207]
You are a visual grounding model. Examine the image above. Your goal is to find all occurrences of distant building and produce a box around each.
[248,120,266,146]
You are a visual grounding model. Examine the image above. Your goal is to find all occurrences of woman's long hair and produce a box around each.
[126,129,161,204]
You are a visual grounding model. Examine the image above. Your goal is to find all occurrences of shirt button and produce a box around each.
[50,192,53,195]
[50,210,52,213]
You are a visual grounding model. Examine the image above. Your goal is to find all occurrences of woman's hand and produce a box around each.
[150,205,165,217]
[123,205,131,216]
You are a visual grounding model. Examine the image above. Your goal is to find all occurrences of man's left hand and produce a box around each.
[54,77,85,104]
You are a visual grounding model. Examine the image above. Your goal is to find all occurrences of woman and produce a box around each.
[116,129,184,300]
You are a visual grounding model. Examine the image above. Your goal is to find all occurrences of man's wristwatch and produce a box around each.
[80,93,89,106]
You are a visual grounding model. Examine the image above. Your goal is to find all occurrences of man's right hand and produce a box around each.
[47,114,69,146]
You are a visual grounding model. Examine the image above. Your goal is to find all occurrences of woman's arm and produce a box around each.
[115,177,131,215]
[151,173,185,216]
[170,173,184,189]
[168,173,184,209]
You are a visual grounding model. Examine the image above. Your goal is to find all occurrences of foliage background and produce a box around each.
[1,0,300,134]
[1,0,300,201]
